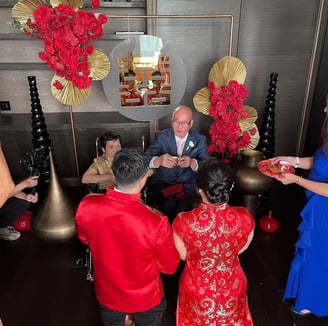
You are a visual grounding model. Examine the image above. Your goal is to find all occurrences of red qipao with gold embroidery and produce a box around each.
[172,203,254,325]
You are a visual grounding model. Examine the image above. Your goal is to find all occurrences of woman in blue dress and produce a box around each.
[271,91,328,317]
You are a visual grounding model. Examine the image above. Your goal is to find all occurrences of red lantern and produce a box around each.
[259,210,279,232]
[11,211,33,231]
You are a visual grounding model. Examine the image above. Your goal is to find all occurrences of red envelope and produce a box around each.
[161,183,185,200]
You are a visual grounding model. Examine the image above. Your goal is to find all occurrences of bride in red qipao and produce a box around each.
[172,157,255,325]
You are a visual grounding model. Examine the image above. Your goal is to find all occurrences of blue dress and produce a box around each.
[284,146,328,316]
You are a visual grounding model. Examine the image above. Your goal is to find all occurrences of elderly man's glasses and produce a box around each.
[172,120,191,126]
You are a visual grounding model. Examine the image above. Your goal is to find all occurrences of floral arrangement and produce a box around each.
[193,56,259,161]
[12,0,110,105]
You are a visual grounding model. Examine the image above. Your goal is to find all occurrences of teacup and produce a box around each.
[171,156,179,165]
[279,160,291,172]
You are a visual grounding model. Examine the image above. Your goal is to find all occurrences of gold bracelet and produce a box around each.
[299,175,303,186]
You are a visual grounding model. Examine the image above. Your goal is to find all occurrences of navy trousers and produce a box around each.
[0,197,30,227]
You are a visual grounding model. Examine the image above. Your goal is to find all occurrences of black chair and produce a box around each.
[76,136,102,281]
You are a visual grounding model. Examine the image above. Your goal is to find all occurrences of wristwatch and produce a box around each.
[295,157,300,168]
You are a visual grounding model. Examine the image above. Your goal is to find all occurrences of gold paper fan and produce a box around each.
[12,0,46,26]
[238,105,258,130]
[88,50,110,81]
[50,0,83,10]
[209,56,247,87]
[51,75,91,105]
[193,87,212,115]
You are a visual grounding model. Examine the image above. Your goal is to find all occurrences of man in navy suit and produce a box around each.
[145,105,209,222]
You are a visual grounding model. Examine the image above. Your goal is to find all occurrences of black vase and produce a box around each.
[27,76,51,190]
[257,72,278,159]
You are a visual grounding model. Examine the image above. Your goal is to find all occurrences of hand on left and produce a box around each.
[24,176,39,188]
[26,193,38,203]
[177,155,192,168]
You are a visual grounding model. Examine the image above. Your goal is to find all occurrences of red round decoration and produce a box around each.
[259,210,279,232]
[11,211,33,231]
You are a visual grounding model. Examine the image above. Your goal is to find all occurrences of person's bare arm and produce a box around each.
[271,156,313,170]
[173,231,187,260]
[81,167,115,185]
[275,172,328,197]
[14,192,38,203]
[9,176,38,198]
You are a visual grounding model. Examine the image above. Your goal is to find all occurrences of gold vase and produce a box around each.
[234,150,273,218]
[31,150,76,241]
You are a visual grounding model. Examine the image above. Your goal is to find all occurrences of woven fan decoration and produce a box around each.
[193,55,259,158]
[12,0,110,105]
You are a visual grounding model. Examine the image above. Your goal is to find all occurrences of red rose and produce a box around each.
[91,0,100,10]
[250,128,257,136]
[89,24,102,37]
[38,51,47,61]
[45,45,55,55]
[59,49,70,61]
[64,32,79,47]
[207,144,215,154]
[77,61,89,72]
[83,44,94,56]
[34,5,52,23]
[208,81,215,91]
[54,61,65,72]
[97,14,108,24]
[76,9,88,20]
[73,24,85,37]
[53,80,63,90]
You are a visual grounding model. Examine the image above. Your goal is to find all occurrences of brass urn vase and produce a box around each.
[234,150,273,218]
[31,150,76,241]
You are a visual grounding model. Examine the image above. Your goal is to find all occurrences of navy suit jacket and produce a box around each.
[145,128,209,186]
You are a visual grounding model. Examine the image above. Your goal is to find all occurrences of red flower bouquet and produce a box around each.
[207,80,257,159]
[25,4,106,90]
[12,0,110,105]
[193,56,260,162]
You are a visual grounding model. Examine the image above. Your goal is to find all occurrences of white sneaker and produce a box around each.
[0,226,21,241]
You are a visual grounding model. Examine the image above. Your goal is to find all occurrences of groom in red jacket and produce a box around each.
[75,148,180,326]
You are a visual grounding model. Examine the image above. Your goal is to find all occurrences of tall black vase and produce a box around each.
[256,73,278,215]
[257,72,278,159]
[27,76,51,190]
[26,78,77,241]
